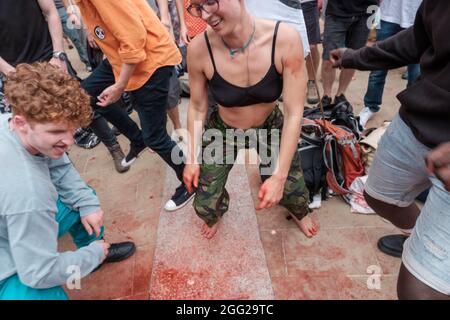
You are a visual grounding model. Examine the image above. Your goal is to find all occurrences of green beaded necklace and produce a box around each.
[221,20,256,58]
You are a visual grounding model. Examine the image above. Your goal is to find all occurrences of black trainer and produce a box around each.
[164,184,196,211]
[321,95,332,107]
[377,234,408,258]
[93,241,136,272]
[121,143,147,167]
[334,93,349,105]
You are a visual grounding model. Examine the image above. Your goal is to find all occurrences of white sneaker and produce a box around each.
[358,107,376,128]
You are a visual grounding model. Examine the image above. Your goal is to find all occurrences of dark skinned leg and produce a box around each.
[363,191,420,229]
[397,263,450,300]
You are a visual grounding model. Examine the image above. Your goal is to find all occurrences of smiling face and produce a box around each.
[4,62,92,159]
[12,116,76,159]
[189,0,243,36]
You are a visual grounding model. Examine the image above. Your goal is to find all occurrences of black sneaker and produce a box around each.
[121,143,147,167]
[93,241,136,272]
[164,184,196,211]
[334,94,349,105]
[377,234,408,258]
[320,95,332,107]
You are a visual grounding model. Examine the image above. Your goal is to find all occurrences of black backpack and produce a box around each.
[298,121,328,201]
[303,101,363,140]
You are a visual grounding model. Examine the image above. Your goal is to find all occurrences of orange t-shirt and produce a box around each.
[74,0,181,91]
[184,0,207,39]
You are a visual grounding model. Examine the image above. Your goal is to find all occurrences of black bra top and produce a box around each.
[205,21,283,108]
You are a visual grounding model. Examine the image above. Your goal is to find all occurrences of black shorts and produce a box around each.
[322,14,371,60]
[302,1,322,45]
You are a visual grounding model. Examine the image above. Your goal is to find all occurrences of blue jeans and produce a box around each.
[82,60,185,181]
[0,198,104,300]
[57,7,90,68]
[364,20,421,112]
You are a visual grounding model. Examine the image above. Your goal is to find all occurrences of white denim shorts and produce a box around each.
[365,114,450,294]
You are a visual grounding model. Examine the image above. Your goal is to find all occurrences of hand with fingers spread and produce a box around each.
[81,209,104,238]
[329,48,347,69]
[426,142,450,191]
[183,163,200,194]
[256,175,285,211]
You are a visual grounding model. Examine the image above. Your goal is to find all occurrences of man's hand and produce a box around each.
[426,142,450,191]
[183,163,200,194]
[256,175,286,210]
[67,12,82,30]
[330,48,347,69]
[97,84,124,107]
[49,57,68,73]
[94,240,110,261]
[81,209,104,238]
[180,24,190,45]
[87,32,99,49]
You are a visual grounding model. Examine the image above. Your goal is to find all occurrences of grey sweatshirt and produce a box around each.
[0,114,104,289]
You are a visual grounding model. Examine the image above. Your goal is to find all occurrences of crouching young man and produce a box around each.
[0,62,135,300]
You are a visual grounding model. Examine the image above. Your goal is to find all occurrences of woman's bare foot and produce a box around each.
[201,222,220,239]
[290,214,318,238]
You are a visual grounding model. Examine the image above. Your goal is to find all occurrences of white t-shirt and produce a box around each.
[380,0,422,28]
[245,0,310,56]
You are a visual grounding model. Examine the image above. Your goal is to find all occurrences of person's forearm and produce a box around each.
[116,63,137,89]
[156,0,170,27]
[275,113,302,179]
[0,56,15,76]
[43,2,65,52]
[187,106,207,164]
[175,0,186,28]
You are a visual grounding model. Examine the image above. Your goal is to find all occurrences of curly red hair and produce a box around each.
[4,62,92,127]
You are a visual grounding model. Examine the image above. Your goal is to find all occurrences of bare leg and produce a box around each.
[397,263,450,300]
[306,44,321,81]
[289,213,319,238]
[364,191,419,229]
[336,68,356,96]
[321,60,336,97]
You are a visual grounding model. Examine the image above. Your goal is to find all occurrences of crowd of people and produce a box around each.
[0,0,449,300]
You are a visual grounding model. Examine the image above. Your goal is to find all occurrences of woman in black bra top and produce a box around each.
[183,0,318,239]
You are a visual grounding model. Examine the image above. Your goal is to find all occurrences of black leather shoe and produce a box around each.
[377,234,408,258]
[93,241,136,272]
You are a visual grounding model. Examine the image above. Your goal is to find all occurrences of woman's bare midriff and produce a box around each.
[217,102,277,129]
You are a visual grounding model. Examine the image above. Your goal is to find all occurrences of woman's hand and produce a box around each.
[183,163,200,193]
[256,175,286,210]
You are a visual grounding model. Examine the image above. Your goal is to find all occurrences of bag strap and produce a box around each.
[323,136,352,195]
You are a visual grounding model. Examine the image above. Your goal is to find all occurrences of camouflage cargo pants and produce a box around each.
[194,106,311,227]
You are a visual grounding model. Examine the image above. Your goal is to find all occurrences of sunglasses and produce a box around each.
[187,0,220,18]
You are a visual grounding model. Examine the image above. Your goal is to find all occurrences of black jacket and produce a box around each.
[342,0,450,147]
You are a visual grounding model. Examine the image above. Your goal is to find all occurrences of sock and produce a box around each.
[309,194,322,209]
